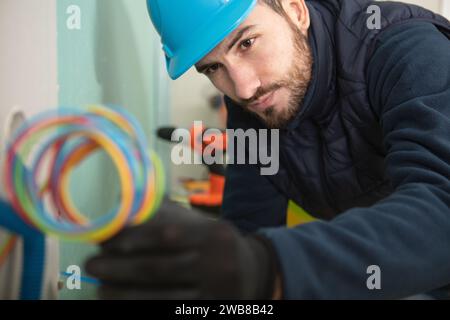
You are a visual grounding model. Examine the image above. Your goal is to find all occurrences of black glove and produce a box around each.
[85,199,279,300]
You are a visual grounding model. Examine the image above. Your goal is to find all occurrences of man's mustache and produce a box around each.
[240,83,284,108]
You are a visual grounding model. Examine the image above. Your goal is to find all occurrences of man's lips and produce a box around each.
[247,90,276,112]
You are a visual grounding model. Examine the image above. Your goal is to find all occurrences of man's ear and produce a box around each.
[281,0,310,35]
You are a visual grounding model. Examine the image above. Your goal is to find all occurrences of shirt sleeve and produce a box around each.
[258,21,450,299]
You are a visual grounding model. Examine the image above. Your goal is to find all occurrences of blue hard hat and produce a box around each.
[147,0,258,80]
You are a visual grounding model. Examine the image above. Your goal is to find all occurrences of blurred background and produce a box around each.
[0,0,448,300]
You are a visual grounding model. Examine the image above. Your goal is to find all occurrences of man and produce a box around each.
[86,0,450,299]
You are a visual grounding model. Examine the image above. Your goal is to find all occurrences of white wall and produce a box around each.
[403,0,441,13]
[441,0,450,19]
[0,0,58,119]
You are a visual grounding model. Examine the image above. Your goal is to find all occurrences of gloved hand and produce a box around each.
[85,199,279,300]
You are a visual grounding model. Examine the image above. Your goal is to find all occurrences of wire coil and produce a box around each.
[3,105,164,243]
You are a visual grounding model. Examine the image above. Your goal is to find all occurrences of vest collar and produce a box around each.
[285,1,336,131]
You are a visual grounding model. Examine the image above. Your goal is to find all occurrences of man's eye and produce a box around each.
[240,38,255,50]
[205,64,220,75]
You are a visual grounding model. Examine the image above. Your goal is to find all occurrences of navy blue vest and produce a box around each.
[225,0,450,220]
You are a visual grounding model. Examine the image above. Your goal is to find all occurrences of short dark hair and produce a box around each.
[260,0,286,16]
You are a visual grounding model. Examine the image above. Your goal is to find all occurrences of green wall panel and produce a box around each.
[57,0,170,299]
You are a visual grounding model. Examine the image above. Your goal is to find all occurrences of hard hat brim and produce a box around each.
[167,0,258,80]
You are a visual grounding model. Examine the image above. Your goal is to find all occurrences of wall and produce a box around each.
[56,0,170,299]
[0,0,58,118]
[442,0,450,19]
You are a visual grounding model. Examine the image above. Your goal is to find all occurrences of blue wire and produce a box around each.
[60,271,101,286]
[0,200,45,300]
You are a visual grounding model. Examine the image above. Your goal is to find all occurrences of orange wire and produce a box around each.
[0,236,18,267]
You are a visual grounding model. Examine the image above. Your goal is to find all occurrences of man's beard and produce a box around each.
[242,26,313,129]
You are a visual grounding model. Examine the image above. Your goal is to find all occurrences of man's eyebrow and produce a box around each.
[226,25,256,52]
[195,25,257,74]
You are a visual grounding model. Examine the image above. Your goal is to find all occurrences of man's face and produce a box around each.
[195,2,313,129]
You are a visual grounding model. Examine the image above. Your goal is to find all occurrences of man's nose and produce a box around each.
[228,65,261,101]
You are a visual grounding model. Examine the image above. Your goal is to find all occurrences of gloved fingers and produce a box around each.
[152,198,204,223]
[101,219,208,254]
[85,252,200,286]
[98,285,201,300]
